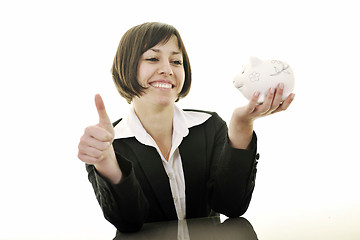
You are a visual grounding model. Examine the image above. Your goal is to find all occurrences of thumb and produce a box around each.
[95,94,113,131]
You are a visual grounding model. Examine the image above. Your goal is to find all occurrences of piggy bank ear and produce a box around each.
[249,56,262,67]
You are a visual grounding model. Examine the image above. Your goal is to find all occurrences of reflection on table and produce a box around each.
[114,216,258,240]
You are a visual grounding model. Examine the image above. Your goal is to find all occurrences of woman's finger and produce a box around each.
[258,87,275,115]
[272,93,295,114]
[78,152,99,164]
[78,143,103,158]
[269,83,284,113]
[81,135,110,151]
[84,125,113,142]
[246,91,260,114]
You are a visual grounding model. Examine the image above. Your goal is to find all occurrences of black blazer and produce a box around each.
[86,110,259,233]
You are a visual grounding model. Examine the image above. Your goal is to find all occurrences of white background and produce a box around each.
[1,0,359,239]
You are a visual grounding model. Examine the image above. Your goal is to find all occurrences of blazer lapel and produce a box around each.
[179,125,207,218]
[127,138,177,220]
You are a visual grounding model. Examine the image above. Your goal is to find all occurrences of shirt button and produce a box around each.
[168,173,175,180]
[255,153,260,160]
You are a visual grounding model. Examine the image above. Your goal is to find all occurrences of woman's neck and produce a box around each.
[133,99,174,149]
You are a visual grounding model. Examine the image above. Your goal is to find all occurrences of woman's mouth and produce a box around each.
[150,81,173,89]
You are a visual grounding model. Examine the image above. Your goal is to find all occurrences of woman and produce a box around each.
[77,22,295,233]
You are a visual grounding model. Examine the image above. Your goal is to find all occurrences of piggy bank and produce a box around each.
[233,57,295,103]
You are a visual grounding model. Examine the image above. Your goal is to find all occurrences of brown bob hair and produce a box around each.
[111,22,192,104]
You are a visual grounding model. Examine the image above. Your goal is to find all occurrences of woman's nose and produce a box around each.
[158,61,173,76]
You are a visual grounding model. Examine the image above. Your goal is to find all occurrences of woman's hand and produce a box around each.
[228,83,295,149]
[78,94,122,184]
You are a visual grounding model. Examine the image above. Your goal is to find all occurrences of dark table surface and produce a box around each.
[114,216,258,240]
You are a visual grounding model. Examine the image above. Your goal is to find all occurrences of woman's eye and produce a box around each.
[145,58,182,65]
[146,58,159,62]
[172,60,183,65]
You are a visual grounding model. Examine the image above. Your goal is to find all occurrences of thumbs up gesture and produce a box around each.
[95,94,115,137]
[78,94,122,183]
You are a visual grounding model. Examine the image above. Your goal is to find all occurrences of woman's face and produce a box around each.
[135,35,185,107]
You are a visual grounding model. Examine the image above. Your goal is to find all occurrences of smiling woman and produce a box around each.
[111,22,191,104]
[3,0,360,239]
[77,22,294,233]
[136,35,185,107]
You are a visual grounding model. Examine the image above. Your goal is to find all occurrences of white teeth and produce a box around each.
[151,82,172,89]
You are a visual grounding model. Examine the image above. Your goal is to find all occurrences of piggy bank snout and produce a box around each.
[233,78,244,89]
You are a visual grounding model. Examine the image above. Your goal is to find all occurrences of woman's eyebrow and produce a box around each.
[149,48,181,55]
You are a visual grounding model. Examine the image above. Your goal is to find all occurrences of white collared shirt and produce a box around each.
[113,104,211,220]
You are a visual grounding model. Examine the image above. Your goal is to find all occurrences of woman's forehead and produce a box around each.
[144,37,181,55]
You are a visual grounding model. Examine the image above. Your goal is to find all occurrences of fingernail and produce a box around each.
[279,83,284,89]
[270,88,275,94]
[254,91,260,97]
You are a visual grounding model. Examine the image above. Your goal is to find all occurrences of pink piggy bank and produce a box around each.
[233,57,295,103]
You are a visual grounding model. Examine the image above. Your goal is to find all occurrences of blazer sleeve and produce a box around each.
[208,112,259,217]
[86,151,149,233]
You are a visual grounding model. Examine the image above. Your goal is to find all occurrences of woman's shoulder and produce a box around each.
[182,109,227,137]
[183,109,221,119]
[182,109,225,126]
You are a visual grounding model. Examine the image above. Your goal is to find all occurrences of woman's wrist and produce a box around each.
[228,115,254,150]
[94,148,122,184]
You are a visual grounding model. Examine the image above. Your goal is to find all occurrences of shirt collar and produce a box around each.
[113,104,211,144]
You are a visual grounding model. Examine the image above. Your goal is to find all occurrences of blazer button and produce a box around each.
[255,153,260,160]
